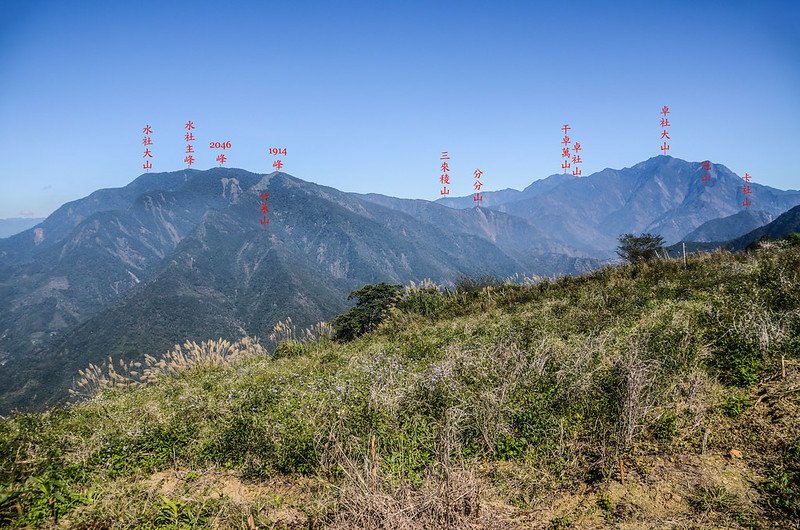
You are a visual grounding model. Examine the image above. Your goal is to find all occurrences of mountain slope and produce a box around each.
[0,170,596,412]
[1,242,798,528]
[729,203,800,250]
[2,159,797,412]
[0,218,44,238]
[682,210,774,242]
[434,172,576,209]
[0,171,190,261]
[0,170,259,370]
[435,156,800,254]
[356,192,588,258]
[668,204,800,255]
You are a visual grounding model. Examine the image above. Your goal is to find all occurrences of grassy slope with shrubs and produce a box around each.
[1,242,799,529]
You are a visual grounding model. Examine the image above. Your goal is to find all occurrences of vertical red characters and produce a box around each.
[561,125,583,176]
[439,151,451,196]
[210,140,231,165]
[473,168,484,203]
[572,141,583,176]
[184,120,196,167]
[142,124,154,172]
[701,160,712,185]
[260,192,270,225]
[262,146,285,226]
[660,106,671,153]
[269,147,287,171]
[742,172,753,207]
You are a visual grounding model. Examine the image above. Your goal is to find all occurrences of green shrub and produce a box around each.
[274,417,318,475]
[761,437,800,518]
[273,339,307,359]
[501,382,561,461]
[597,492,614,512]
[550,515,573,529]
[710,333,763,387]
[203,406,319,477]
[146,495,224,528]
[651,412,678,442]
[720,393,752,418]
[332,283,403,341]
[398,289,446,317]
[380,419,436,486]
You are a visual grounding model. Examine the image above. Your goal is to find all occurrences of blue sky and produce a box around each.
[0,0,798,218]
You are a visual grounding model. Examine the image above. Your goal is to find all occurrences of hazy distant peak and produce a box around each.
[520,172,576,194]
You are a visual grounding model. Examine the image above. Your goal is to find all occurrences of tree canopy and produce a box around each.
[332,283,403,341]
[616,233,665,264]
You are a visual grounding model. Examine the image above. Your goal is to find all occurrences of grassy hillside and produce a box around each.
[1,242,799,529]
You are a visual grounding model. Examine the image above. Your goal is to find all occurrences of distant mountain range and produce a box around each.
[1,156,798,412]
[437,156,800,255]
[727,204,800,249]
[0,168,595,412]
[667,203,800,255]
[0,217,44,238]
[435,173,575,210]
[682,210,775,243]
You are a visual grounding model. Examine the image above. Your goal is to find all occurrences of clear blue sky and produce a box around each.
[1,0,798,218]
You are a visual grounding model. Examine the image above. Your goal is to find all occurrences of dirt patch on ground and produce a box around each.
[509,453,762,529]
[144,469,311,528]
[505,371,800,529]
[138,372,798,529]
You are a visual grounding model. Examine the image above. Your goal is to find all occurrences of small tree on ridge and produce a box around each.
[616,233,665,264]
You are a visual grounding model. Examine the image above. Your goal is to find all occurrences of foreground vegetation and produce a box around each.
[1,241,799,529]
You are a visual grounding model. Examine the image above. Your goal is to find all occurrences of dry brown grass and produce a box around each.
[70,337,265,397]
[326,430,511,530]
[71,319,335,399]
[267,317,334,348]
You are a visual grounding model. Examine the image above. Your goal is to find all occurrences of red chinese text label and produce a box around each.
[742,173,753,207]
[184,120,196,167]
[660,106,671,154]
[439,151,450,196]
[142,124,154,172]
[260,192,270,225]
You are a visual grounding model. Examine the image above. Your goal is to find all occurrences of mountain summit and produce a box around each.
[0,168,593,412]
[438,156,800,254]
[1,157,798,412]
